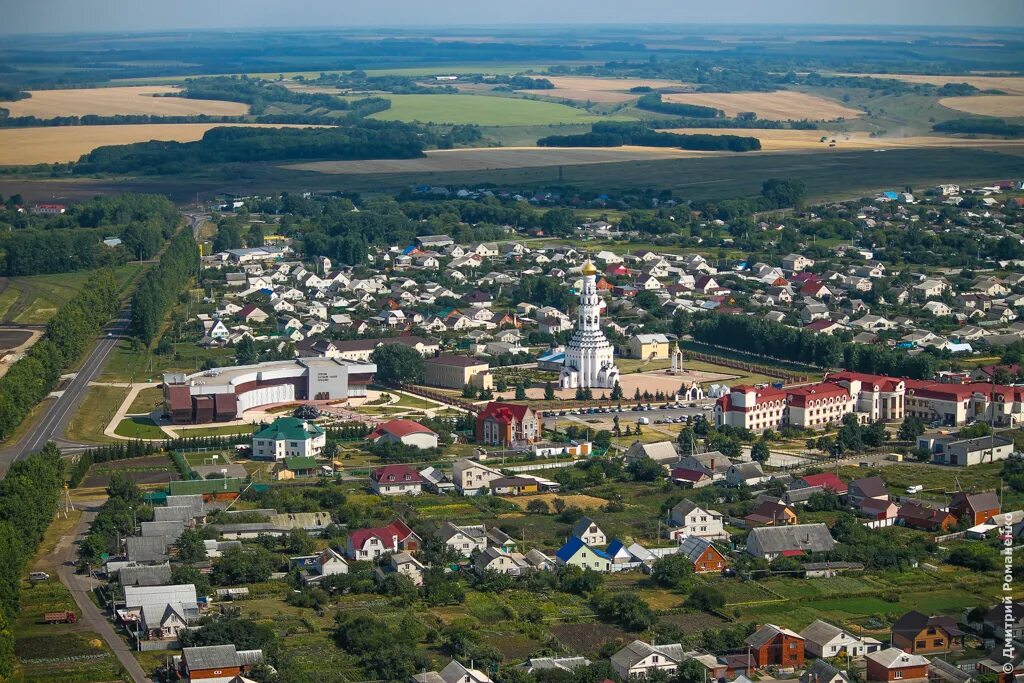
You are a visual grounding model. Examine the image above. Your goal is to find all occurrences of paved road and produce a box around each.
[56,507,152,683]
[0,213,204,475]
[0,310,130,471]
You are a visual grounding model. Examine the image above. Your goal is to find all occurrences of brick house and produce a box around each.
[949,491,1000,526]
[475,402,542,447]
[866,648,929,682]
[891,611,964,655]
[745,624,805,669]
[677,536,727,573]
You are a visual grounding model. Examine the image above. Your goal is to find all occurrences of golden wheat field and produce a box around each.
[0,86,249,118]
[835,73,1024,96]
[521,76,691,103]
[285,145,710,174]
[939,95,1024,117]
[0,124,322,166]
[662,90,863,120]
[658,127,1024,152]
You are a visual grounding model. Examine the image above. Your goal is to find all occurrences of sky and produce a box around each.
[3,0,1023,34]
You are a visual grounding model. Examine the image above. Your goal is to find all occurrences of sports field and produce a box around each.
[939,95,1024,117]
[662,90,863,120]
[367,94,634,126]
[0,123,325,165]
[1,85,249,117]
[285,145,708,174]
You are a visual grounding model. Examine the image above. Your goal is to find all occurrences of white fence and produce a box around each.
[862,518,896,529]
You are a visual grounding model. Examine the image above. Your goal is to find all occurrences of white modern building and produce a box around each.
[560,261,620,389]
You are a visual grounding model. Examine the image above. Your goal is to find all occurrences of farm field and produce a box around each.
[79,454,179,488]
[523,76,690,103]
[0,123,326,166]
[939,94,1024,117]
[832,73,1024,96]
[285,145,709,174]
[657,126,1024,152]
[367,93,634,126]
[662,90,863,120]
[0,85,249,118]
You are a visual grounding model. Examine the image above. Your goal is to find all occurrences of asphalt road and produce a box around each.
[56,507,152,683]
[0,214,204,476]
[0,309,130,472]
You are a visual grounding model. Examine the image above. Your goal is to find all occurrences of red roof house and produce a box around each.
[345,519,420,560]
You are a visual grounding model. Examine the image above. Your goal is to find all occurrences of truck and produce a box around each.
[905,485,923,494]
[43,611,77,624]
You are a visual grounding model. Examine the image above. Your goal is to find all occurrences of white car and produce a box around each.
[905,485,923,494]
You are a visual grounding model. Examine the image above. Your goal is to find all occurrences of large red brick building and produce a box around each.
[476,402,542,448]
[745,624,805,669]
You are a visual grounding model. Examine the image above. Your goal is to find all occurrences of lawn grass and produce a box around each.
[0,264,142,325]
[127,386,164,415]
[174,424,255,437]
[113,416,167,439]
[99,340,236,382]
[368,93,635,126]
[63,385,129,443]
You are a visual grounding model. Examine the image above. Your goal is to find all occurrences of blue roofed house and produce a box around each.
[555,537,611,572]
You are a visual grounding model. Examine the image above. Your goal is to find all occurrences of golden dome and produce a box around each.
[581,260,598,276]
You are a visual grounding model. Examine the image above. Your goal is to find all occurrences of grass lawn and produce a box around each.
[113,416,167,439]
[175,424,255,437]
[99,340,236,382]
[368,93,634,126]
[127,386,164,415]
[64,384,129,443]
[0,264,142,325]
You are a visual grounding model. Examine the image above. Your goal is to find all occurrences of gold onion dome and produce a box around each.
[581,260,598,276]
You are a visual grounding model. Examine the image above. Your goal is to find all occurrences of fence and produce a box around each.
[398,383,480,413]
[934,531,968,543]
[505,459,584,473]
[862,518,896,529]
[681,347,812,385]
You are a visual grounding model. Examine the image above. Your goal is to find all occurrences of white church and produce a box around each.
[560,260,621,389]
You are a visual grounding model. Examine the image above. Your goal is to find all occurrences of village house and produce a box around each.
[866,649,930,682]
[746,624,805,669]
[289,548,348,584]
[677,536,728,573]
[801,619,882,658]
[251,417,326,461]
[452,459,504,496]
[949,491,1000,525]
[555,537,611,572]
[571,516,607,546]
[413,660,494,683]
[890,611,964,655]
[611,641,685,680]
[370,464,424,496]
[345,519,420,560]
[668,500,728,541]
[475,402,542,448]
[177,644,264,682]
[745,523,836,560]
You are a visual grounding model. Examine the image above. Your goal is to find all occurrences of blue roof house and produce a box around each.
[555,537,611,572]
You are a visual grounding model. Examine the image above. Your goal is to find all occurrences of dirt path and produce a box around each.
[54,506,152,683]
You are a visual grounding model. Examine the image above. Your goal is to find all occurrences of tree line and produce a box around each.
[73,122,426,175]
[692,313,940,379]
[0,194,181,276]
[130,228,199,345]
[0,444,66,678]
[0,270,119,441]
[634,93,724,118]
[537,122,760,152]
[933,117,1024,138]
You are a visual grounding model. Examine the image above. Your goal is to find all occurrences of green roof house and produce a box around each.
[252,417,327,462]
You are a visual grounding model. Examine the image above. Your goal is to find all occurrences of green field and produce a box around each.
[368,94,633,126]
[114,416,167,439]
[64,384,129,444]
[0,264,143,325]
